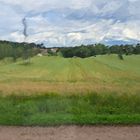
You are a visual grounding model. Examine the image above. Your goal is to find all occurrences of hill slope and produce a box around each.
[0,55,140,125]
[0,55,140,95]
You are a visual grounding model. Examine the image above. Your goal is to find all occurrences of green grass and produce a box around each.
[0,93,139,125]
[0,55,140,125]
[0,55,139,95]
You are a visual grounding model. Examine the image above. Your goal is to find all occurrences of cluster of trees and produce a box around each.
[0,40,140,61]
[59,43,140,58]
[0,40,42,62]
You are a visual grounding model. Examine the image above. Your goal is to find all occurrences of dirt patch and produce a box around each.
[0,126,140,140]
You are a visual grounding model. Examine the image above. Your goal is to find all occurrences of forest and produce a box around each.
[0,40,140,60]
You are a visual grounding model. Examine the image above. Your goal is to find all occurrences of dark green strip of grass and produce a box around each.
[0,93,140,126]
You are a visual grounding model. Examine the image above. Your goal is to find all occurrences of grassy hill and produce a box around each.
[0,54,139,95]
[0,55,140,125]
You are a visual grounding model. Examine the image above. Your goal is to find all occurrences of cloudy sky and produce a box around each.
[0,0,140,47]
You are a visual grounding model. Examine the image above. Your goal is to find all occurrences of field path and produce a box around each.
[0,126,139,140]
[68,59,92,82]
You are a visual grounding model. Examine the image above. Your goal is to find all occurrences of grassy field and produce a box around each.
[0,55,139,95]
[0,54,140,125]
[0,93,140,126]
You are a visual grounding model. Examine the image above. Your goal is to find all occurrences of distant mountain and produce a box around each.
[102,38,140,46]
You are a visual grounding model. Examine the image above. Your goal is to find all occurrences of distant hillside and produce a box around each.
[0,55,139,95]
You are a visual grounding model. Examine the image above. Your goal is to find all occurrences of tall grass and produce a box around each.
[0,92,139,125]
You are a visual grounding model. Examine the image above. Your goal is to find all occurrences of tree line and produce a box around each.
[59,43,140,58]
[0,40,140,61]
[0,40,42,62]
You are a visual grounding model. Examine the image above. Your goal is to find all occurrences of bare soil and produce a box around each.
[0,126,140,140]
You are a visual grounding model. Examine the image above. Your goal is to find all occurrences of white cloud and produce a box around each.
[0,0,140,46]
[67,33,82,40]
[10,32,25,42]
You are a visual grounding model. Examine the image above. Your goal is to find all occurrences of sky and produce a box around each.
[0,0,140,47]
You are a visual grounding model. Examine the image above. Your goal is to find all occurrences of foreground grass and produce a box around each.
[0,93,140,126]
